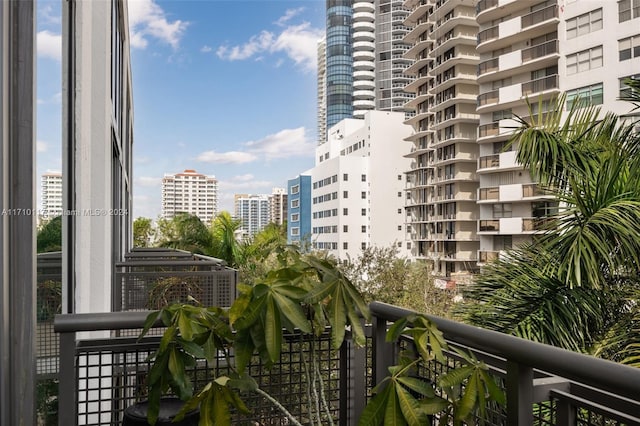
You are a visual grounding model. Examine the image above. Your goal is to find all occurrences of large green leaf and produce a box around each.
[264,295,282,363]
[384,384,407,426]
[396,384,426,426]
[438,365,475,388]
[358,384,392,426]
[272,291,311,333]
[396,377,435,398]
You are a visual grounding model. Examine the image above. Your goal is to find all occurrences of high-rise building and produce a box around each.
[317,38,327,144]
[41,172,63,220]
[269,187,288,226]
[287,174,313,245]
[403,0,480,277]
[319,0,415,142]
[401,0,640,277]
[326,0,354,131]
[310,111,412,260]
[234,194,271,238]
[161,169,218,224]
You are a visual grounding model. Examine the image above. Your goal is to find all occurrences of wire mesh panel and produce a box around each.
[115,255,237,311]
[72,330,343,426]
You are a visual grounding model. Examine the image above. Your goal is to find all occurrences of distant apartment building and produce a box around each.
[317,38,327,144]
[310,111,412,260]
[161,169,218,224]
[402,0,480,277]
[41,172,63,219]
[234,194,271,239]
[287,174,312,245]
[269,187,288,226]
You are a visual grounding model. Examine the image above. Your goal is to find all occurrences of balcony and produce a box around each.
[478,122,499,138]
[523,183,550,198]
[479,186,499,201]
[477,89,498,107]
[479,154,499,169]
[521,74,559,97]
[478,250,499,263]
[521,40,559,63]
[477,25,498,44]
[521,4,558,29]
[479,219,500,232]
[477,57,498,76]
[476,0,498,14]
[522,217,552,232]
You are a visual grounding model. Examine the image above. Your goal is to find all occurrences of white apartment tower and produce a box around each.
[311,111,412,260]
[270,187,288,226]
[234,194,271,238]
[161,169,218,224]
[41,172,63,219]
[403,0,480,277]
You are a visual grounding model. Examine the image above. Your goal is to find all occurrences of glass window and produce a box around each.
[566,83,603,110]
[343,173,348,181]
[291,199,299,208]
[343,242,348,249]
[361,208,366,216]
[291,213,299,222]
[344,225,348,232]
[291,185,299,194]
[492,203,512,218]
[361,225,366,233]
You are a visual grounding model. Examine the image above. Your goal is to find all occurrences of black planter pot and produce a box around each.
[122,397,199,426]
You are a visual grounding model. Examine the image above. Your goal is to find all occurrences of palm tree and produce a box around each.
[155,213,213,255]
[210,211,244,267]
[458,82,640,365]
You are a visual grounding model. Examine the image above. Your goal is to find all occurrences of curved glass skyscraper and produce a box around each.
[326,0,353,130]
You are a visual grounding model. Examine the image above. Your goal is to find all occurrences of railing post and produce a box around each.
[339,339,350,426]
[372,313,393,387]
[556,398,576,425]
[58,331,77,426]
[506,360,534,426]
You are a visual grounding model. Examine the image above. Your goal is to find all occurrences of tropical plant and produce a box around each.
[155,213,214,256]
[209,211,244,267]
[139,245,504,425]
[457,83,640,365]
[133,217,155,247]
[37,215,62,253]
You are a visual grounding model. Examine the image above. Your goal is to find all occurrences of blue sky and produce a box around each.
[36,0,325,218]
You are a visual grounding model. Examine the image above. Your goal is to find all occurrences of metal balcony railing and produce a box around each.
[479,250,499,263]
[521,4,558,29]
[521,40,559,63]
[479,186,500,200]
[478,57,499,76]
[479,154,500,168]
[477,0,498,14]
[479,219,500,232]
[521,74,559,96]
[51,300,640,425]
[478,89,499,107]
[478,122,500,138]
[478,25,499,44]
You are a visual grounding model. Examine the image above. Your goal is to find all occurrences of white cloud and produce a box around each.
[200,45,212,53]
[37,30,61,61]
[216,10,322,72]
[37,140,48,153]
[275,8,305,27]
[244,127,314,161]
[218,174,273,190]
[135,176,162,187]
[38,3,61,26]
[195,127,314,166]
[127,0,188,50]
[196,150,258,165]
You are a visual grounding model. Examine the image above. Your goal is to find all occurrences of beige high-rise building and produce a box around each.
[403,0,480,277]
[162,169,218,224]
[402,0,640,276]
[41,172,63,220]
[270,187,288,226]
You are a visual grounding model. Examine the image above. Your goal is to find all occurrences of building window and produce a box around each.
[361,242,366,250]
[620,74,640,97]
[397,225,402,231]
[343,191,348,198]
[332,175,337,183]
[566,83,603,110]
[343,173,348,181]
[343,208,348,215]
[492,203,513,218]
[494,235,512,250]
[361,174,366,182]
[291,184,300,194]
[343,225,348,232]
[332,242,337,250]
[343,242,348,249]
[291,199,299,208]
[361,225,366,233]
[619,35,640,61]
[397,208,402,214]
[291,227,300,236]
[332,208,338,216]
[566,46,603,75]
[619,0,640,22]
[361,191,366,199]
[397,192,402,197]
[361,208,366,216]
[291,213,299,222]
[566,8,602,39]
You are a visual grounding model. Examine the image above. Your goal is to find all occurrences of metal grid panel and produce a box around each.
[73,331,342,426]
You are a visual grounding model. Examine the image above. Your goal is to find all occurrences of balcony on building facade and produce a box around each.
[478,154,499,169]
[522,217,552,232]
[476,0,498,14]
[479,219,500,232]
[478,249,499,263]
[521,4,558,29]
[479,186,499,201]
[523,183,550,198]
[477,25,499,44]
[521,74,559,97]
[521,39,559,63]
[477,57,499,76]
[477,89,499,107]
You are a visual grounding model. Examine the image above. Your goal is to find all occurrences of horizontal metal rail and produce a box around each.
[370,301,640,404]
